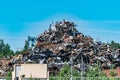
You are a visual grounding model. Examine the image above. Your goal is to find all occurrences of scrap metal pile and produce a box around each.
[0,55,22,77]
[23,20,120,75]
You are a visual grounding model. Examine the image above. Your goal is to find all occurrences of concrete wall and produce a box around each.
[12,64,49,80]
[12,70,15,80]
[12,64,19,80]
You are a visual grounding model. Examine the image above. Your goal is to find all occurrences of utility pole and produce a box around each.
[70,56,73,80]
[81,53,84,80]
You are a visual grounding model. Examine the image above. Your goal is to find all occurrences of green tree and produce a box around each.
[15,40,29,55]
[57,64,80,77]
[86,63,107,77]
[109,41,120,49]
[0,53,4,58]
[0,39,14,58]
[23,40,29,52]
[0,39,4,52]
[50,64,81,80]
[15,50,22,54]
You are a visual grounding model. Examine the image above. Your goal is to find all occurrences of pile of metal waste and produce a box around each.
[0,55,22,77]
[19,20,120,75]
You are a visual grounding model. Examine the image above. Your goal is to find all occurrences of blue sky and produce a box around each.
[0,0,120,51]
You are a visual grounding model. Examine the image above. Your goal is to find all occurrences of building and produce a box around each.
[12,64,49,80]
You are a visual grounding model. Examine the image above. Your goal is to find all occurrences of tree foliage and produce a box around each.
[50,64,80,78]
[0,39,14,58]
[23,40,29,52]
[15,40,29,55]
[109,41,120,49]
[86,64,107,77]
[109,64,117,77]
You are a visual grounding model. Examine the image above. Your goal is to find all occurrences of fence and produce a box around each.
[50,77,120,80]
[2,77,120,80]
[0,77,11,80]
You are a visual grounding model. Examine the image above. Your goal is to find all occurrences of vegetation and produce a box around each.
[23,40,29,52]
[110,70,117,77]
[110,64,117,77]
[15,40,29,55]
[50,63,107,80]
[0,38,29,57]
[6,70,12,80]
[57,64,80,77]
[0,39,14,58]
[86,64,107,77]
[109,41,120,49]
[50,64,80,80]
